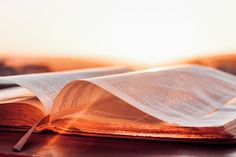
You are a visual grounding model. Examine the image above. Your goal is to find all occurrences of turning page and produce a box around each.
[50,65,236,127]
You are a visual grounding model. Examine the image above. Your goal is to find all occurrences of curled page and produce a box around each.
[50,65,236,127]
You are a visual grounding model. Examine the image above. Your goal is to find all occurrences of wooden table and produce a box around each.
[0,131,235,157]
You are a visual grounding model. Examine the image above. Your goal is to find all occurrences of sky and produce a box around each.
[0,0,236,65]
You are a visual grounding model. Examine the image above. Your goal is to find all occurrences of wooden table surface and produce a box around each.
[0,131,235,157]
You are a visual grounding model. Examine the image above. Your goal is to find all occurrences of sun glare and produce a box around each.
[0,0,236,65]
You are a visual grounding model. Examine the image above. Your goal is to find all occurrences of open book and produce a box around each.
[1,65,236,151]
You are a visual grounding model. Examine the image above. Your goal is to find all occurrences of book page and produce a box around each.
[0,86,34,104]
[50,80,163,126]
[0,67,130,112]
[50,65,236,127]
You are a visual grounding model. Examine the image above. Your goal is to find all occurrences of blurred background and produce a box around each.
[0,0,236,75]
